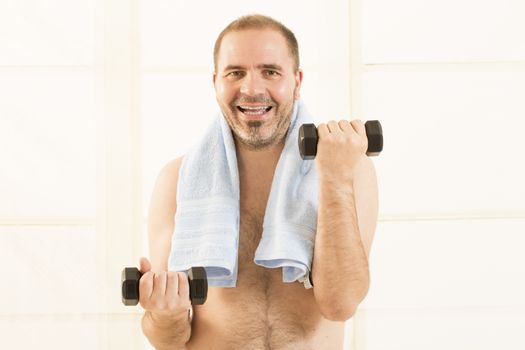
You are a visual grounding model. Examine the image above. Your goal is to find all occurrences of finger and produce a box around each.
[350,119,366,136]
[350,119,368,151]
[151,271,167,300]
[165,271,180,309]
[139,257,151,274]
[338,120,352,132]
[326,120,342,134]
[177,272,191,304]
[317,123,329,140]
[139,271,154,306]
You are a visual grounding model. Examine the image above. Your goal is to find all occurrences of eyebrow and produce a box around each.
[223,64,284,71]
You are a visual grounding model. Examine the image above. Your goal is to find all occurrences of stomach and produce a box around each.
[185,265,345,350]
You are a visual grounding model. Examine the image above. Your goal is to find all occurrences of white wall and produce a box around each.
[354,0,525,349]
[0,0,352,349]
[1,0,524,349]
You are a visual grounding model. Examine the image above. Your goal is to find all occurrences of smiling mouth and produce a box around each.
[237,106,273,115]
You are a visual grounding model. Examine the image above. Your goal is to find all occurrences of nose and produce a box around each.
[239,72,265,96]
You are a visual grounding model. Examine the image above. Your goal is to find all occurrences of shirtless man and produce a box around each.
[139,15,378,350]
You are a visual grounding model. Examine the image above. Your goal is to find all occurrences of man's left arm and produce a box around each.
[311,121,379,322]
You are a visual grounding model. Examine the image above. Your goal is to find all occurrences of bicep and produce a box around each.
[353,156,379,259]
[147,156,184,272]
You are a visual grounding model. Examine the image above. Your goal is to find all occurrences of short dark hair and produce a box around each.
[213,14,300,73]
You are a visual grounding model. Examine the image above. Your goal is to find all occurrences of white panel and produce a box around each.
[0,1,94,65]
[362,0,525,63]
[141,72,218,216]
[140,0,349,69]
[0,226,97,313]
[363,219,525,308]
[360,307,525,350]
[0,314,142,350]
[299,67,351,122]
[0,71,97,217]
[362,71,525,214]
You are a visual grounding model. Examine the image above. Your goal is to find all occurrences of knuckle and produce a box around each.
[142,271,154,281]
[152,300,165,310]
[178,272,189,288]
[166,297,180,311]
[139,299,149,309]
[154,272,167,285]
[167,271,178,282]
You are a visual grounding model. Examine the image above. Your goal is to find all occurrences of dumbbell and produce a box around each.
[298,120,383,160]
[121,266,208,306]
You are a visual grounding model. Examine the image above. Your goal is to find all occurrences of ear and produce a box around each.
[294,69,303,100]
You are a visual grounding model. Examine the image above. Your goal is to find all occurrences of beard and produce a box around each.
[219,90,297,151]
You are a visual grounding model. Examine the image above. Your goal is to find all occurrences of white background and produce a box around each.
[1,0,524,349]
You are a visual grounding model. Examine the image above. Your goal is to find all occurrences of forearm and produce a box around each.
[312,180,370,320]
[141,310,192,350]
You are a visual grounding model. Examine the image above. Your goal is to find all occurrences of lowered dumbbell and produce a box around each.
[121,266,208,306]
[298,120,383,160]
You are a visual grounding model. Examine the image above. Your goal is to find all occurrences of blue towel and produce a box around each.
[168,100,318,287]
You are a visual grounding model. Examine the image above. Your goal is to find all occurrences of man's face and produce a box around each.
[213,29,302,150]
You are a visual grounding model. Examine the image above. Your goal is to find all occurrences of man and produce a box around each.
[138,14,378,350]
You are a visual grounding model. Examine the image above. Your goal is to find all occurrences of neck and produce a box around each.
[235,138,285,176]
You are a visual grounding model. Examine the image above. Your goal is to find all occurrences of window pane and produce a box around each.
[0,1,94,65]
[299,68,351,122]
[365,219,525,308]
[0,314,142,350]
[140,0,347,68]
[141,72,217,216]
[362,0,525,63]
[362,71,525,214]
[0,226,98,313]
[0,71,96,217]
[362,307,525,350]
[0,316,98,349]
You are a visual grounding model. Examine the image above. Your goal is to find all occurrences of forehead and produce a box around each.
[217,29,294,70]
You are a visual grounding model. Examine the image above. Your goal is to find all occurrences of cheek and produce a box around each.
[272,80,296,101]
[216,83,236,103]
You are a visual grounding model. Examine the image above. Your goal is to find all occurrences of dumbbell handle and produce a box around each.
[121,266,208,306]
[298,120,383,159]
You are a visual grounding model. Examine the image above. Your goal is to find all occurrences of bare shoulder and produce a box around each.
[150,156,185,213]
[159,156,185,184]
[147,156,184,270]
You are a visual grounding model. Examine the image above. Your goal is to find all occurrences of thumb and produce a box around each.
[139,257,151,273]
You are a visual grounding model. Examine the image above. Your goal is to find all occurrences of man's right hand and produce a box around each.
[139,257,192,320]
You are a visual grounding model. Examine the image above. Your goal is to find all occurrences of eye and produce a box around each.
[264,70,280,77]
[226,71,244,78]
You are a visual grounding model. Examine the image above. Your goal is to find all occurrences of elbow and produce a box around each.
[314,275,370,322]
[316,287,369,322]
[318,301,358,322]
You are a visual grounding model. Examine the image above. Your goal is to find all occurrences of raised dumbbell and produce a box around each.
[298,120,383,160]
[121,266,208,306]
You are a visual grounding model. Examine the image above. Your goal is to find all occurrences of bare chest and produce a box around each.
[187,195,344,350]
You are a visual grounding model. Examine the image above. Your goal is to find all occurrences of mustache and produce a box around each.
[231,95,275,106]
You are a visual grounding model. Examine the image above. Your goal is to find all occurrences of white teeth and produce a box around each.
[239,106,270,115]
[241,106,267,110]
[244,109,266,115]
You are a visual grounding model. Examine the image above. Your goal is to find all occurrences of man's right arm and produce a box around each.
[140,156,192,350]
